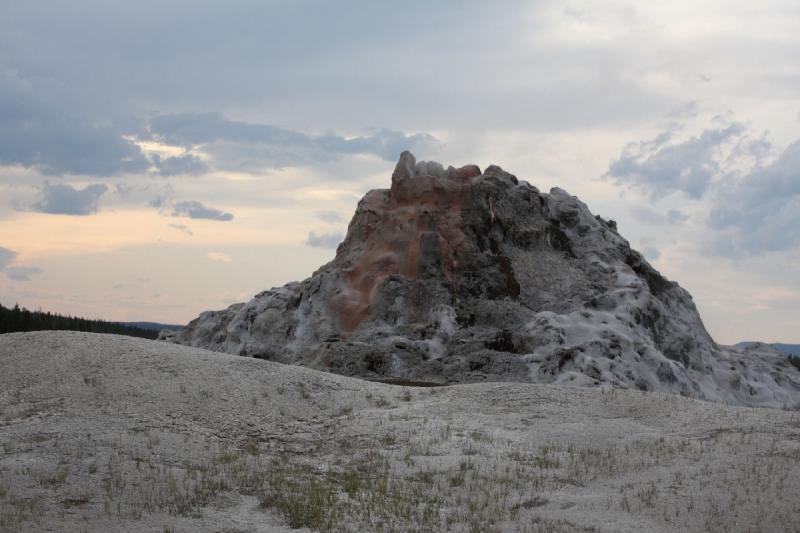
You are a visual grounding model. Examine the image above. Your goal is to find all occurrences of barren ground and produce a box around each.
[1,331,799,532]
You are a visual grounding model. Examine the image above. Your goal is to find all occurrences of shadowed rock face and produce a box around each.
[166,152,800,408]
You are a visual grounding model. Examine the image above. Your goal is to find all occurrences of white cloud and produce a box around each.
[709,140,800,256]
[606,123,745,199]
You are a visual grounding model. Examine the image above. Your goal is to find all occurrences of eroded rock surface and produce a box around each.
[167,152,800,408]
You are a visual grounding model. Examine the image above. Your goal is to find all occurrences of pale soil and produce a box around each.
[1,331,799,532]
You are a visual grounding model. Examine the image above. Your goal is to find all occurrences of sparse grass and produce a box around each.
[82,374,107,399]
[335,404,354,417]
[33,465,69,487]
[0,492,44,530]
[62,493,92,508]
[372,395,391,408]
[241,438,260,456]
[297,382,311,399]
[145,430,161,450]
[2,425,797,533]
[260,467,336,530]
[2,362,800,532]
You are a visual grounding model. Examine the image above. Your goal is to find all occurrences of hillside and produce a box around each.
[1,331,799,532]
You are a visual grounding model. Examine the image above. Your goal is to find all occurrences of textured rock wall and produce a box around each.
[166,152,800,408]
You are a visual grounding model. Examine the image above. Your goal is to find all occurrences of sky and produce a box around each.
[1,0,798,344]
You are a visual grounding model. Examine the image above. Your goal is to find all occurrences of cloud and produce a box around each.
[1,68,436,180]
[708,140,800,255]
[0,246,16,270]
[0,246,38,282]
[171,200,233,221]
[148,113,438,171]
[666,101,700,120]
[0,71,149,177]
[305,231,343,249]
[207,252,231,263]
[667,209,689,224]
[5,266,42,281]
[33,182,108,215]
[315,211,344,224]
[629,206,689,226]
[152,153,208,176]
[168,223,193,235]
[611,120,800,257]
[639,238,661,261]
[0,1,692,139]
[606,123,748,199]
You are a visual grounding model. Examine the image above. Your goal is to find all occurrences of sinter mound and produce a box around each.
[166,151,800,408]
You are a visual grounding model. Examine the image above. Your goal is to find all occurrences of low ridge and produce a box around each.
[166,152,800,408]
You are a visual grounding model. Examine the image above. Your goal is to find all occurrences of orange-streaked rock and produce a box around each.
[330,152,480,332]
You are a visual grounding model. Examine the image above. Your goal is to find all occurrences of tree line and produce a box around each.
[0,302,158,339]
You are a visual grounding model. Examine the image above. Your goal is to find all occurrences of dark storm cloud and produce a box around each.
[305,231,342,249]
[33,182,108,215]
[148,113,437,171]
[171,200,233,221]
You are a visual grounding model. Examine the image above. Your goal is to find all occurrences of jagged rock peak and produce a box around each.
[167,152,800,409]
[391,150,483,191]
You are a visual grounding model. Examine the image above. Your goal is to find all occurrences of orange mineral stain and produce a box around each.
[331,165,480,333]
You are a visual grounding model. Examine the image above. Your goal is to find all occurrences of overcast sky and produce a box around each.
[1,0,798,343]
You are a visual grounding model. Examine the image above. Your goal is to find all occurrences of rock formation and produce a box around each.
[166,152,800,408]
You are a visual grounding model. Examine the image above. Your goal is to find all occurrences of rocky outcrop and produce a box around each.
[166,152,800,408]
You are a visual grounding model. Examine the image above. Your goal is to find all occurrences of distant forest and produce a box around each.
[0,302,159,339]
[791,355,800,371]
